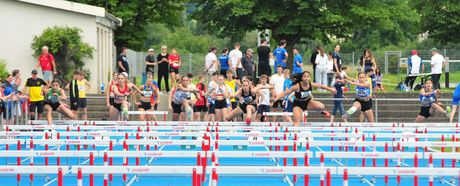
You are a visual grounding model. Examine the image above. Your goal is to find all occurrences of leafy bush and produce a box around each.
[0,59,10,79]
[31,26,94,85]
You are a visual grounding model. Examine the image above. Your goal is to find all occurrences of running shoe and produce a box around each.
[321,111,331,118]
[446,106,452,118]
[245,118,251,125]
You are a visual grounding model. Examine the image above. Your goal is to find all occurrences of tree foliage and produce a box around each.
[31,26,94,84]
[73,0,185,51]
[191,0,419,70]
[414,0,460,44]
[0,59,10,79]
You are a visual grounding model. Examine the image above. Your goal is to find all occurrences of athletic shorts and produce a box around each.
[139,101,152,110]
[419,106,432,118]
[193,105,208,112]
[208,103,216,114]
[71,98,87,110]
[171,102,183,114]
[354,98,372,112]
[239,103,256,114]
[43,71,53,83]
[214,99,227,109]
[113,102,122,111]
[231,101,237,110]
[29,101,44,114]
[170,68,179,74]
[453,94,460,105]
[293,99,310,111]
[273,100,284,109]
[257,105,270,115]
[44,101,61,111]
[109,97,115,106]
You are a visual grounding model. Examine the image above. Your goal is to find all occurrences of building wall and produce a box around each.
[0,0,112,93]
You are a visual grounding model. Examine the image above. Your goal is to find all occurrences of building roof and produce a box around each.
[18,0,121,27]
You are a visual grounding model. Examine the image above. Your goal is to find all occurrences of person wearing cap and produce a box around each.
[26,69,48,120]
[35,46,57,84]
[145,48,157,76]
[430,48,445,90]
[242,48,255,78]
[405,50,424,90]
[205,47,218,75]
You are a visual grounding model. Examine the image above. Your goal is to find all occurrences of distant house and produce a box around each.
[0,0,122,93]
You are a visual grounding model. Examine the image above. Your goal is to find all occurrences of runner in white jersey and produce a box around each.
[256,74,275,122]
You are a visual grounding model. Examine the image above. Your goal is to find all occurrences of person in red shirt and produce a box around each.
[168,48,181,88]
[193,75,208,121]
[35,46,57,84]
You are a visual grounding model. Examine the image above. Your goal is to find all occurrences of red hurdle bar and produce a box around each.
[104,152,108,186]
[192,168,197,186]
[343,169,348,186]
[29,139,34,184]
[326,168,331,186]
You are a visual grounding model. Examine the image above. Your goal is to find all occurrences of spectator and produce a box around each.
[66,71,91,120]
[242,48,255,78]
[360,49,377,72]
[309,45,320,82]
[169,48,181,88]
[145,48,157,76]
[273,40,288,73]
[3,74,15,121]
[12,69,20,84]
[205,47,218,76]
[332,44,342,74]
[270,66,286,121]
[405,50,424,90]
[35,46,57,84]
[257,39,271,77]
[219,48,230,77]
[375,66,384,91]
[26,70,48,120]
[330,75,347,123]
[229,43,243,79]
[293,47,303,75]
[315,47,328,91]
[326,52,335,87]
[430,48,445,90]
[117,47,129,75]
[157,45,170,92]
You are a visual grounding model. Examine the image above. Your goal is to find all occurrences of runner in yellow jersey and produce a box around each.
[225,70,240,120]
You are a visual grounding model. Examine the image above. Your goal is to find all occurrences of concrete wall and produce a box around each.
[0,0,112,93]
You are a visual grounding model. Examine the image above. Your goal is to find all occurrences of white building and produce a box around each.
[0,0,121,93]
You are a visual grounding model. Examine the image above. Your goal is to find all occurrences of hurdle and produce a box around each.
[123,111,169,121]
[263,111,308,122]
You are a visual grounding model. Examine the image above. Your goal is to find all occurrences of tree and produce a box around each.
[191,0,418,70]
[31,26,94,84]
[414,0,460,44]
[73,0,185,51]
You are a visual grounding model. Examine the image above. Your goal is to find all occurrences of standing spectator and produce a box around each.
[360,49,377,73]
[117,47,129,75]
[12,69,20,84]
[66,71,91,120]
[257,39,271,77]
[326,52,335,87]
[430,48,445,90]
[169,48,181,88]
[270,66,286,121]
[330,75,347,123]
[293,47,303,75]
[35,46,57,84]
[157,45,170,92]
[242,48,255,78]
[229,43,243,79]
[273,40,288,73]
[309,45,320,82]
[405,50,424,90]
[205,47,218,76]
[3,75,15,122]
[26,70,48,120]
[145,48,157,76]
[315,47,328,91]
[218,48,230,77]
[332,44,342,74]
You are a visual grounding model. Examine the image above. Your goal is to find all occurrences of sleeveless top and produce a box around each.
[173,89,191,104]
[356,84,371,100]
[115,83,129,100]
[420,89,436,107]
[241,88,256,105]
[215,85,226,97]
[143,84,153,98]
[109,81,115,98]
[47,88,61,104]
[294,82,312,101]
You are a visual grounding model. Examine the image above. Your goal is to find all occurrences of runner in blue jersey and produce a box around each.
[342,72,374,123]
[415,79,451,122]
[449,83,460,123]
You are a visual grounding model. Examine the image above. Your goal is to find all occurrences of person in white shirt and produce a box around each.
[315,47,328,91]
[205,47,218,76]
[430,48,445,90]
[405,50,424,90]
[229,42,243,79]
[326,52,335,87]
[270,66,286,121]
